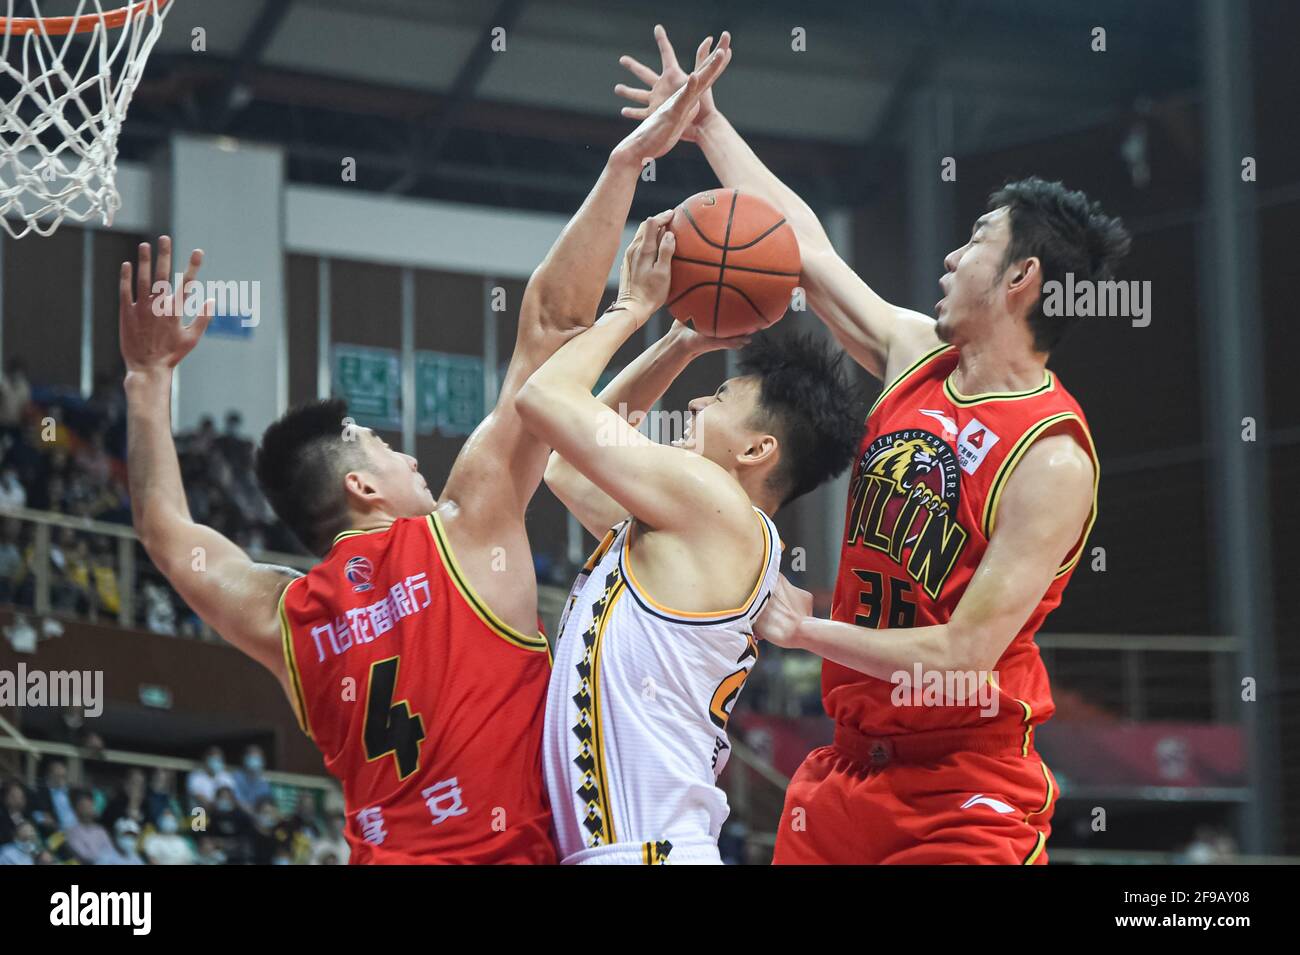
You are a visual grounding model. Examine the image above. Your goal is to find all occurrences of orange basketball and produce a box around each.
[666,188,801,337]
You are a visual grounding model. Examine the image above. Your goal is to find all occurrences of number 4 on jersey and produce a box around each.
[363,656,426,781]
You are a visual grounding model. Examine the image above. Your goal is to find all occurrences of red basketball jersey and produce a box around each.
[279,512,556,864]
[826,345,1098,746]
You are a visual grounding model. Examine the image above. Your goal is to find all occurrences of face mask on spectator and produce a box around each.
[258,811,277,828]
[206,756,224,775]
[216,796,234,812]
[159,814,179,834]
[116,835,136,854]
[244,753,264,773]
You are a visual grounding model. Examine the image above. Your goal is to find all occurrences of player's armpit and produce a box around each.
[946,433,1095,673]
[144,519,299,681]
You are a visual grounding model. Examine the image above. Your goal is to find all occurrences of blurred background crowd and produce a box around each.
[0,743,348,865]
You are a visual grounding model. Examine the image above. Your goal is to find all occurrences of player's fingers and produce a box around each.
[655,227,675,265]
[620,106,650,120]
[695,47,727,91]
[155,234,171,286]
[653,23,680,70]
[619,54,659,86]
[119,261,133,313]
[717,31,731,55]
[694,35,715,69]
[179,249,204,316]
[187,298,215,342]
[614,83,651,104]
[136,242,152,305]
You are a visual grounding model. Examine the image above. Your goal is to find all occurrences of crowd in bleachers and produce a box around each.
[0,355,307,634]
[0,744,348,865]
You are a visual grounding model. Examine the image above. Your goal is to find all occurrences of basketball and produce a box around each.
[666,188,801,337]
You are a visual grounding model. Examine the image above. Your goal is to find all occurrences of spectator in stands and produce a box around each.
[0,519,24,603]
[250,796,296,865]
[88,536,121,618]
[288,789,321,834]
[0,465,25,509]
[310,811,350,865]
[103,767,148,832]
[194,834,226,865]
[0,779,28,844]
[30,760,77,834]
[64,789,115,864]
[0,357,31,438]
[108,817,145,865]
[0,820,43,865]
[186,747,237,811]
[145,768,183,826]
[232,745,272,813]
[141,579,177,635]
[209,785,253,864]
[141,808,195,865]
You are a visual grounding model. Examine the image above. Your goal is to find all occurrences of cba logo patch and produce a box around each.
[345,556,375,593]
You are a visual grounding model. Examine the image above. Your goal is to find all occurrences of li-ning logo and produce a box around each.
[345,556,375,593]
[49,885,151,935]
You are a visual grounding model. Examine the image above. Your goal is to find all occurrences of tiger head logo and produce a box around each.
[856,435,952,515]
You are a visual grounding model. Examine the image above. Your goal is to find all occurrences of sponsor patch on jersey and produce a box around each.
[956,418,999,474]
[345,555,375,593]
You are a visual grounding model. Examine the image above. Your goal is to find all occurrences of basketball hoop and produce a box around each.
[1,1,172,238]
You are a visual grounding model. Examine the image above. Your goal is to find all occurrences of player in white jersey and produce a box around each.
[517,214,861,864]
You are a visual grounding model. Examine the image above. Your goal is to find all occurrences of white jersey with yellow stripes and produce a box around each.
[543,506,781,865]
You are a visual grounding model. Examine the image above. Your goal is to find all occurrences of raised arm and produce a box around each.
[434,49,730,634]
[543,320,748,538]
[755,433,1095,677]
[121,238,298,689]
[519,215,753,541]
[617,26,939,381]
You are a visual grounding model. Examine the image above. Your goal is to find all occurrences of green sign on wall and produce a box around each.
[332,344,486,437]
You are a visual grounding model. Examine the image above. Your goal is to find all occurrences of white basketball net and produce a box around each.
[1,1,171,238]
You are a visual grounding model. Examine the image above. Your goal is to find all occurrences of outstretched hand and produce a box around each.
[119,236,214,375]
[617,26,730,144]
[613,34,730,163]
[612,210,676,317]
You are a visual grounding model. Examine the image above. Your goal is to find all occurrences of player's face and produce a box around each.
[355,429,436,517]
[936,206,1014,342]
[677,376,769,471]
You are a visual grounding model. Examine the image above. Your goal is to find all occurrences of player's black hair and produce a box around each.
[255,398,371,557]
[987,177,1132,352]
[738,331,862,508]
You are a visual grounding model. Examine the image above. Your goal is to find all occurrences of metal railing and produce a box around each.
[0,505,312,638]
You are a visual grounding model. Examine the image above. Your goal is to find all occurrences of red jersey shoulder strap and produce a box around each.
[980,409,1100,577]
[424,511,550,655]
[278,574,313,739]
[867,344,955,420]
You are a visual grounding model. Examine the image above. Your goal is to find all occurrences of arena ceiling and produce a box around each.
[106,0,1200,214]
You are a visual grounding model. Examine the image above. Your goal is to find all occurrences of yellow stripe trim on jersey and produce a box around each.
[426,513,549,656]
[588,581,625,847]
[331,524,393,547]
[943,369,1055,407]
[1022,831,1047,865]
[620,508,772,622]
[980,411,1101,580]
[1028,760,1055,819]
[866,344,955,420]
[277,576,313,740]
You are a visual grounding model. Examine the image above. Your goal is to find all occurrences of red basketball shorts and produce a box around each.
[771,725,1059,865]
